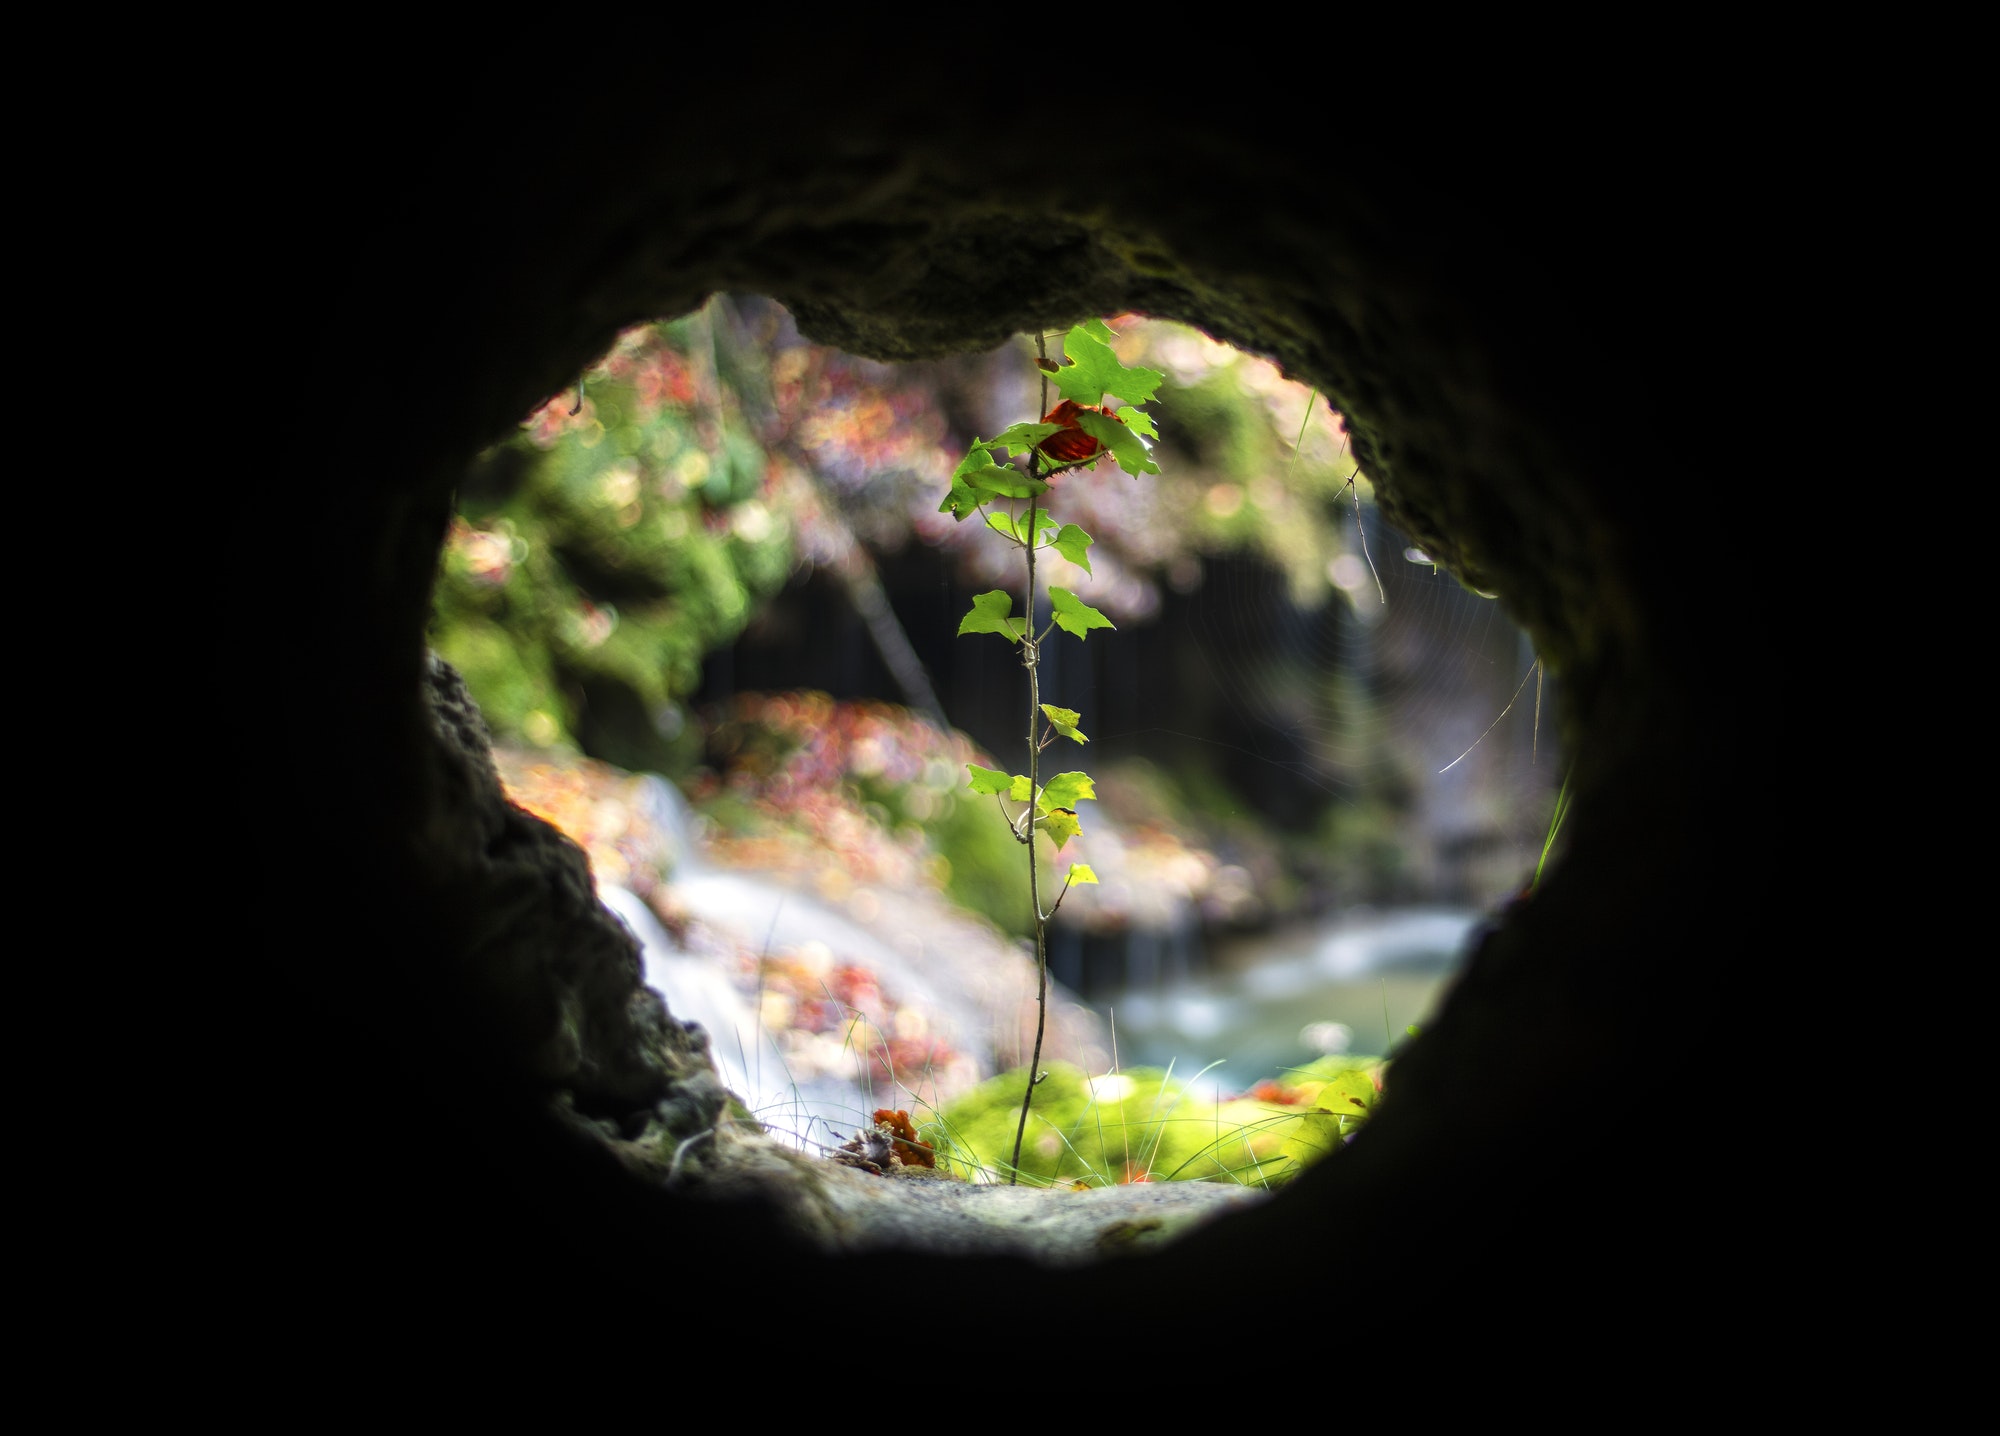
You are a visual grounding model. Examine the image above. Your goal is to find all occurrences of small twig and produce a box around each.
[1042,869,1077,924]
[568,377,585,417]
[1339,468,1385,606]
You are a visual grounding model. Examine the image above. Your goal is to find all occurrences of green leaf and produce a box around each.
[1040,703,1088,744]
[1073,409,1159,477]
[965,764,1014,796]
[955,444,1000,478]
[943,446,1040,520]
[953,443,1050,500]
[1048,323,1164,407]
[988,509,1060,544]
[1009,774,1034,803]
[984,422,1064,460]
[1048,587,1115,640]
[1077,317,1116,344]
[957,590,1027,642]
[1066,863,1100,885]
[1041,809,1083,849]
[1038,770,1096,812]
[962,458,1049,501]
[1113,405,1158,442]
[1050,523,1094,574]
[938,472,981,521]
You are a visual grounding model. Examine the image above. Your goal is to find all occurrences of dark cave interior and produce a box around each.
[249,62,1776,1351]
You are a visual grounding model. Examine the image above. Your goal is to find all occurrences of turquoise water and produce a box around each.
[1096,908,1482,1083]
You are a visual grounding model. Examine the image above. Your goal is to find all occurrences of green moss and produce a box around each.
[429,617,563,739]
[929,1050,1391,1189]
[933,1064,1261,1186]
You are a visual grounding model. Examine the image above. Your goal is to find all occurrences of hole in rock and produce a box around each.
[430,297,1565,1190]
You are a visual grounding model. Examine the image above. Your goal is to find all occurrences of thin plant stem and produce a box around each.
[1009,332,1055,1183]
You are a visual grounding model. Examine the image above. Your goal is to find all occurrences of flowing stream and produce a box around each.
[598,775,890,1153]
[1095,907,1484,1083]
[608,769,1485,1135]
[603,773,1068,1154]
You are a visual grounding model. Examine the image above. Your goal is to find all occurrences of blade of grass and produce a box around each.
[1135,1057,1179,1179]
[1029,1111,1111,1188]
[1157,1109,1305,1182]
[1286,389,1317,476]
[1531,763,1574,891]
[1138,1060,1226,1180]
[1208,1153,1299,1182]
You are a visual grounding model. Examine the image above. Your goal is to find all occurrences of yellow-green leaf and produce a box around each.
[1303,1069,1377,1116]
[1067,863,1099,885]
[1040,703,1088,744]
[1042,809,1083,849]
[1280,1109,1343,1170]
[1038,771,1095,811]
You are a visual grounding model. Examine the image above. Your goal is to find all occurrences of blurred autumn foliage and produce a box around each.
[434,298,1549,957]
[432,300,1376,768]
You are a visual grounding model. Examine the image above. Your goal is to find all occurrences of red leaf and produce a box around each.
[1037,399,1106,465]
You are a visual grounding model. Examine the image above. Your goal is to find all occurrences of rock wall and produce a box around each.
[250,56,1775,1349]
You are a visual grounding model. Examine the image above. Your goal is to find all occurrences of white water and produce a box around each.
[1101,906,1484,1081]
[604,882,918,1154]
[610,773,1485,1121]
[602,776,1055,1152]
